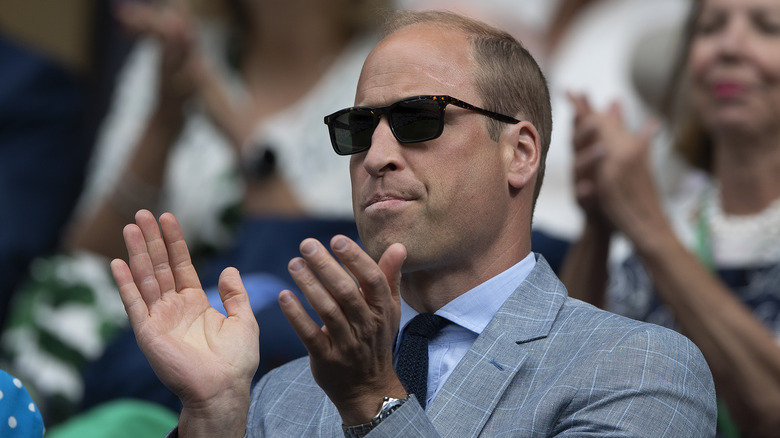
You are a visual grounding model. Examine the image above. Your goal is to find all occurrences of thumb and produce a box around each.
[377,243,407,301]
[566,90,593,124]
[217,267,254,321]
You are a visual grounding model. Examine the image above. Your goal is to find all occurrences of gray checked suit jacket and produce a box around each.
[246,255,717,437]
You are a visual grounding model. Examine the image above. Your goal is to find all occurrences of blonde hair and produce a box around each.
[663,0,714,171]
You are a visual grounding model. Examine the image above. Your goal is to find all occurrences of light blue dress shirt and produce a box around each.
[395,252,536,409]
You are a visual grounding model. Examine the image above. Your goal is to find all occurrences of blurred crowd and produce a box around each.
[0,0,777,437]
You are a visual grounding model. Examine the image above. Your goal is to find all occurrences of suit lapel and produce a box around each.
[426,256,566,436]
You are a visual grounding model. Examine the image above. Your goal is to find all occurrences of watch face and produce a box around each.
[379,396,408,420]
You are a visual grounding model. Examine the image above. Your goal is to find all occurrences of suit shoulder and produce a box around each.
[558,296,705,358]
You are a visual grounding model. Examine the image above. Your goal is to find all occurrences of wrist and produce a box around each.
[178,388,251,438]
[178,408,247,438]
[582,216,614,241]
[335,380,408,426]
[151,99,187,131]
[630,222,679,262]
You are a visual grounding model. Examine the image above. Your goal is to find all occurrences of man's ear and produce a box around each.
[503,121,541,190]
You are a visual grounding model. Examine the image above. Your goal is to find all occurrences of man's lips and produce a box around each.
[362,193,412,209]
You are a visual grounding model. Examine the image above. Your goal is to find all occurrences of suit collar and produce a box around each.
[426,255,567,435]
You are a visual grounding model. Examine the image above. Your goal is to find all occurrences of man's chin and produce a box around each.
[361,238,394,262]
[358,220,398,254]
[359,229,404,261]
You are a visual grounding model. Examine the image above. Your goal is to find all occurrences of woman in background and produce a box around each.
[562,0,780,436]
[69,0,388,275]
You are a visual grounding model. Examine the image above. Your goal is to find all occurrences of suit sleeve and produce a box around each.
[553,326,717,437]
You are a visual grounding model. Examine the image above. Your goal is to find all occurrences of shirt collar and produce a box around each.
[398,252,536,337]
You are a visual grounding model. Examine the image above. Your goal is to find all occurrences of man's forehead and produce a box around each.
[354,24,476,106]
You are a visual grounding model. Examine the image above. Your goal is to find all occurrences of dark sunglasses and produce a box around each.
[323,95,521,155]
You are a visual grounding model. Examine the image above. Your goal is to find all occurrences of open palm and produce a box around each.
[111,210,259,409]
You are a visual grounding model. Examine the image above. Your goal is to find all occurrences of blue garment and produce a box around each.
[206,272,292,316]
[0,16,130,335]
[609,254,780,336]
[0,369,44,437]
[0,34,89,332]
[396,252,535,408]
[530,228,570,274]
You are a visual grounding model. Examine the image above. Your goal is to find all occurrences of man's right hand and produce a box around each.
[278,236,409,426]
[111,210,259,437]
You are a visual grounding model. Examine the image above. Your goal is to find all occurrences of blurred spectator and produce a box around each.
[562,0,780,436]
[65,0,386,275]
[2,0,391,426]
[0,0,129,336]
[537,0,688,262]
[0,0,131,425]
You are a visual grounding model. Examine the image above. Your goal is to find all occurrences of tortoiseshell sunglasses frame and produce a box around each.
[324,95,520,155]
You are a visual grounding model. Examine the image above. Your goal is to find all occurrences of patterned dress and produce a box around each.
[605,170,780,437]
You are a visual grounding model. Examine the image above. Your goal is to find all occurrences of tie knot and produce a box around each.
[405,313,448,339]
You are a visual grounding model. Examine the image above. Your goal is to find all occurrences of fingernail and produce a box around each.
[290,258,305,272]
[279,290,292,304]
[301,240,317,256]
[332,236,347,252]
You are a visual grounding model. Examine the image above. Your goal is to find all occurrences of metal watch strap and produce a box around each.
[343,422,375,438]
[342,396,409,438]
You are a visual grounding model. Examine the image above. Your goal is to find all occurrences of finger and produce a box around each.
[111,258,149,328]
[158,212,202,292]
[374,242,406,304]
[575,180,597,202]
[124,222,162,304]
[278,289,328,356]
[160,7,195,49]
[288,240,356,340]
[598,109,646,156]
[637,118,661,152]
[115,1,194,51]
[572,115,601,152]
[217,267,255,323]
[573,141,606,177]
[136,210,176,295]
[566,90,593,124]
[328,236,394,312]
[607,100,625,124]
[153,11,195,68]
[114,1,165,37]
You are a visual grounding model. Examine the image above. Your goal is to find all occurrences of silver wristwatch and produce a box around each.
[342,396,410,438]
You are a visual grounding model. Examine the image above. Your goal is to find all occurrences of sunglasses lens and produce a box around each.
[391,100,442,142]
[331,110,375,154]
[327,98,445,155]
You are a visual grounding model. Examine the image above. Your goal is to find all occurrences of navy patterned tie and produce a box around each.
[395,313,449,409]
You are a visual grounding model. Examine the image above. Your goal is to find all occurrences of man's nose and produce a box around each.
[361,117,404,176]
